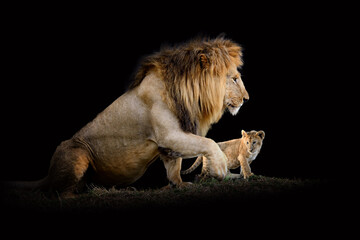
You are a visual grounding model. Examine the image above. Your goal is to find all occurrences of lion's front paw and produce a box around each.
[209,152,228,180]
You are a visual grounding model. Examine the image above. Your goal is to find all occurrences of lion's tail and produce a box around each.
[181,156,203,175]
[1,177,49,191]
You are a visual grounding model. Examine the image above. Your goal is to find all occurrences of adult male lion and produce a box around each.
[36,37,249,197]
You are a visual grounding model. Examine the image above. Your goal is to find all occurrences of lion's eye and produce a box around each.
[232,77,238,84]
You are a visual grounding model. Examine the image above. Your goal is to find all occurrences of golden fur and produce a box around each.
[130,37,244,136]
[182,130,265,179]
[16,37,249,197]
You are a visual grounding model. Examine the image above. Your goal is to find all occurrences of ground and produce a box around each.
[1,176,336,216]
[1,175,353,238]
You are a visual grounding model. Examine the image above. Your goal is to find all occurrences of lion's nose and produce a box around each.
[243,98,249,103]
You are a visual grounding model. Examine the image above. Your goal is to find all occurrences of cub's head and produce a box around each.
[225,64,249,115]
[241,130,265,154]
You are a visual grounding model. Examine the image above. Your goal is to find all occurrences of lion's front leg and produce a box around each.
[151,103,228,180]
[157,134,228,180]
[160,155,192,188]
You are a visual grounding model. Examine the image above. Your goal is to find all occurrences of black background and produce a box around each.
[2,3,348,186]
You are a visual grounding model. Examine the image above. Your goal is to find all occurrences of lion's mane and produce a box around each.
[130,37,243,136]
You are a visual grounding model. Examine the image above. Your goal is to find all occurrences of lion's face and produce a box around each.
[224,65,249,115]
[242,130,265,154]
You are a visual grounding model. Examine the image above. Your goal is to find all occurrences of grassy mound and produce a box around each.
[1,176,333,216]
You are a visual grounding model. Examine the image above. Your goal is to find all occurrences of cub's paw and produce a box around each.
[248,174,261,181]
[243,172,255,180]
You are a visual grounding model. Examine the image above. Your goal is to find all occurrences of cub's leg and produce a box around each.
[198,156,211,179]
[239,161,253,177]
[160,155,192,188]
[238,155,253,179]
[226,172,241,179]
[47,140,90,198]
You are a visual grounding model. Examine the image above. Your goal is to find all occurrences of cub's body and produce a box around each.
[182,130,265,179]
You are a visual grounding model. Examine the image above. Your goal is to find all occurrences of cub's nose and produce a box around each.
[243,98,249,103]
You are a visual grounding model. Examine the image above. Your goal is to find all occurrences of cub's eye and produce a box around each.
[232,77,238,84]
[246,141,249,144]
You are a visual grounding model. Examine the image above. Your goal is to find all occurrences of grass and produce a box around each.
[1,175,333,216]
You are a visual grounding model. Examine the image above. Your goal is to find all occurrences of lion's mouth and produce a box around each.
[226,103,242,116]
[227,103,235,108]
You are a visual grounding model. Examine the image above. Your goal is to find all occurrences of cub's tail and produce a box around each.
[181,156,203,174]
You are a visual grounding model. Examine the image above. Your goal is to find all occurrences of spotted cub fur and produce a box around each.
[181,130,265,179]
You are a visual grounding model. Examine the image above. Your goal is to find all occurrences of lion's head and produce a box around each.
[225,64,249,116]
[131,36,249,136]
[241,130,265,154]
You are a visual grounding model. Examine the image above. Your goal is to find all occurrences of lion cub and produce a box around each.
[181,130,265,179]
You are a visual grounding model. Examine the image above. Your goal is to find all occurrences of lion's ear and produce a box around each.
[241,130,247,137]
[257,130,265,140]
[199,53,210,70]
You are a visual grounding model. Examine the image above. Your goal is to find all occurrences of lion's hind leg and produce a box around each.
[47,140,91,198]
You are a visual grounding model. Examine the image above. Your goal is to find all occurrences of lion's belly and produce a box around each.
[72,88,160,186]
[91,140,159,186]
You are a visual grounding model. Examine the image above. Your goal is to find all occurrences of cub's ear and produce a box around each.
[241,130,247,137]
[199,53,210,70]
[257,130,265,140]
